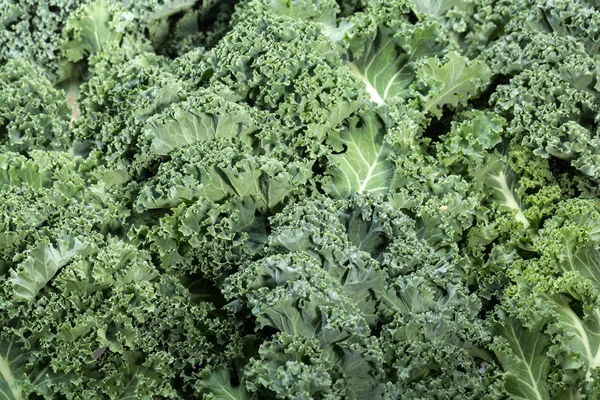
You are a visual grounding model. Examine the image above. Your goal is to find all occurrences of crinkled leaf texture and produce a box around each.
[145,99,257,156]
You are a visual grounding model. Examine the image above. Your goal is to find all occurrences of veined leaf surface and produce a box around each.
[324,112,394,198]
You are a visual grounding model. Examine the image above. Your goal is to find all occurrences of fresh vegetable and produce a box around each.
[1,0,600,398]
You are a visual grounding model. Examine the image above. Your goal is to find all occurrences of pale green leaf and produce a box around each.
[147,109,256,155]
[492,314,551,400]
[347,23,446,105]
[554,299,600,377]
[195,369,250,400]
[475,156,529,228]
[324,112,394,198]
[408,0,456,17]
[419,52,491,118]
[0,336,24,400]
[62,0,117,62]
[9,236,90,302]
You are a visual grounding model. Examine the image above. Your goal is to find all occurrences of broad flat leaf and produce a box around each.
[62,0,116,62]
[554,298,600,377]
[324,112,394,198]
[147,109,255,155]
[195,369,250,400]
[0,336,25,400]
[560,243,600,291]
[347,26,412,105]
[408,0,457,17]
[347,23,446,105]
[418,52,491,118]
[9,236,90,302]
[476,156,529,228]
[380,275,436,316]
[491,313,551,400]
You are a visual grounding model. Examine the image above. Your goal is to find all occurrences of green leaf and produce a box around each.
[61,0,118,62]
[0,336,24,400]
[195,368,250,400]
[439,111,504,167]
[554,298,600,378]
[346,22,447,105]
[136,138,310,214]
[9,236,90,302]
[536,200,600,290]
[347,25,411,105]
[0,332,68,400]
[408,0,457,18]
[324,112,394,198]
[149,0,197,20]
[557,243,600,292]
[491,313,551,400]
[243,333,345,399]
[147,108,256,156]
[477,156,530,228]
[250,0,339,25]
[418,52,491,118]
